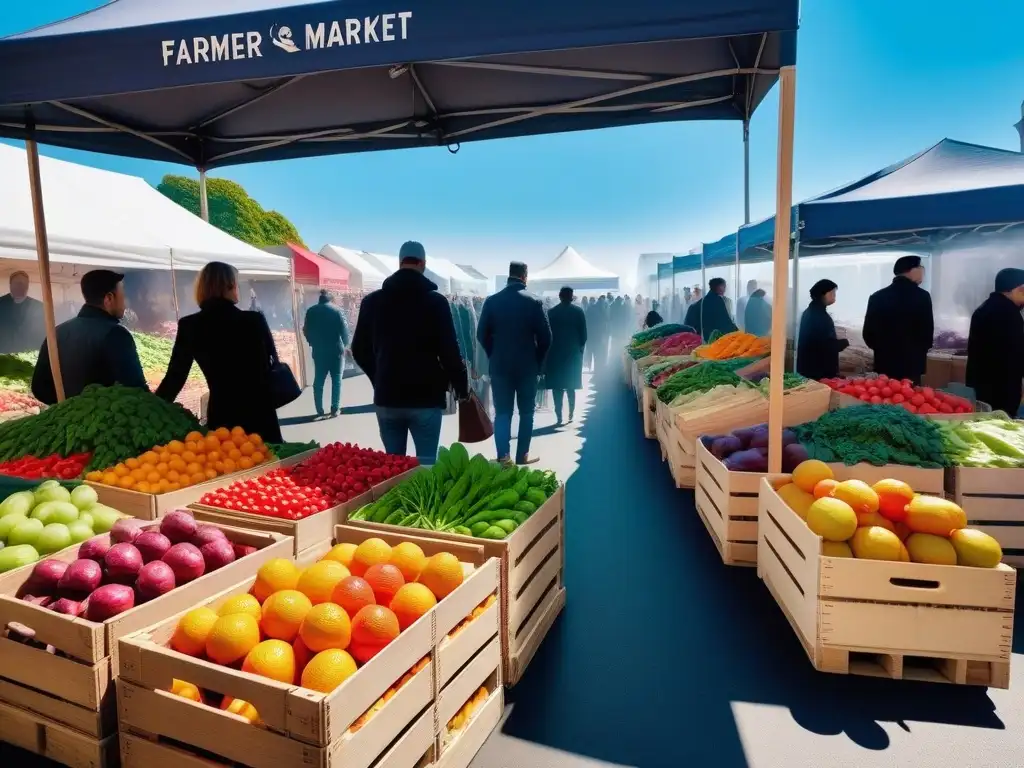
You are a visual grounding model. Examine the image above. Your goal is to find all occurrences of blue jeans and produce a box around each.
[376,407,443,465]
[312,356,342,415]
[492,373,538,462]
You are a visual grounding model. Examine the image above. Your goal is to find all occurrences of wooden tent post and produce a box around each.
[25,139,66,402]
[289,257,307,388]
[767,66,797,474]
[199,169,210,222]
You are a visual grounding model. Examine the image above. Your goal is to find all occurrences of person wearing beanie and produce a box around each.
[862,254,934,383]
[796,279,849,380]
[302,289,351,419]
[966,268,1024,416]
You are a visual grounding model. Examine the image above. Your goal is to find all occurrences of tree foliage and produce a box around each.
[157,175,305,248]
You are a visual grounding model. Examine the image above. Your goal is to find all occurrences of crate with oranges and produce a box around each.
[84,429,314,521]
[116,525,500,768]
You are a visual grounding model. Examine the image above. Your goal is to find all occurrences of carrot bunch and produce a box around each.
[694,332,770,360]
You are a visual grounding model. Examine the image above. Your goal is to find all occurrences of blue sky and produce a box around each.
[3,1,1023,287]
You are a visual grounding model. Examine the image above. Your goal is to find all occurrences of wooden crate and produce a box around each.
[757,477,1015,687]
[696,443,945,568]
[641,387,657,439]
[86,450,317,521]
[0,523,289,766]
[117,525,500,768]
[434,638,503,768]
[0,696,117,768]
[349,485,565,686]
[949,466,1024,567]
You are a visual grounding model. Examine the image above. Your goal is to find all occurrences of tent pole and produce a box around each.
[199,169,210,222]
[289,257,307,388]
[25,138,66,403]
[790,211,801,372]
[743,119,751,225]
[168,248,181,320]
[767,66,797,475]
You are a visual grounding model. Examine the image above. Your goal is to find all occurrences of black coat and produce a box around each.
[544,302,587,390]
[966,292,1024,415]
[156,298,282,443]
[684,292,737,341]
[32,305,148,405]
[0,295,45,354]
[477,281,552,379]
[862,276,934,381]
[588,301,609,339]
[796,301,849,380]
[351,269,469,409]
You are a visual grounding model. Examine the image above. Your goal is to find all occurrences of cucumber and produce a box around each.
[480,526,507,540]
[493,519,518,534]
[470,522,490,536]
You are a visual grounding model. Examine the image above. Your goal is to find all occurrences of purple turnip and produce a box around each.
[20,559,69,597]
[162,543,205,584]
[58,559,103,597]
[50,598,86,617]
[191,525,227,547]
[159,511,197,544]
[85,584,135,622]
[134,532,172,563]
[104,543,143,583]
[200,539,235,572]
[110,518,146,544]
[77,538,111,563]
[135,561,176,602]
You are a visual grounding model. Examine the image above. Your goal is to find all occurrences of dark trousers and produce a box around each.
[492,373,538,462]
[312,355,342,415]
[552,389,576,421]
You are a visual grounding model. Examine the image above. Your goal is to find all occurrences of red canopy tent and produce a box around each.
[287,243,349,290]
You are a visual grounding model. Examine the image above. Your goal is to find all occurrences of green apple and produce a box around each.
[36,523,73,555]
[8,518,44,547]
[88,505,123,533]
[31,500,80,525]
[66,520,95,544]
[33,483,71,505]
[0,514,27,543]
[77,512,94,529]
[0,491,34,518]
[70,485,99,510]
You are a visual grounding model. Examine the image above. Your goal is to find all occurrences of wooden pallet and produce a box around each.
[0,523,289,766]
[349,486,565,686]
[757,477,1015,687]
[0,696,117,768]
[949,465,1024,567]
[117,525,500,768]
[86,450,317,520]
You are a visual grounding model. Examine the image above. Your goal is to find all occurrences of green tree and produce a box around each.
[157,175,305,248]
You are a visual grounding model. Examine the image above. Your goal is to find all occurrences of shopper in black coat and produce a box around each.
[544,286,587,424]
[966,268,1024,416]
[157,262,283,443]
[797,279,849,380]
[862,255,934,384]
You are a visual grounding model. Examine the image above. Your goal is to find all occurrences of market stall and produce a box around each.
[527,246,620,295]
[319,245,388,292]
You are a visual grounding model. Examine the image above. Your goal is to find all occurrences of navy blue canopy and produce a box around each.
[737,139,1024,259]
[0,0,797,167]
[672,254,701,273]
[657,262,674,281]
[702,231,738,267]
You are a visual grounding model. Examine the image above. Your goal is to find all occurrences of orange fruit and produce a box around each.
[206,614,261,665]
[218,594,262,623]
[171,607,219,656]
[242,639,296,684]
[300,649,358,693]
[214,427,231,441]
[125,457,140,470]
[297,560,350,604]
[791,460,834,494]
[222,459,237,474]
[812,478,839,499]
[856,510,895,532]
[332,576,376,617]
[232,434,247,448]
[832,479,880,515]
[85,471,102,482]
[240,442,255,457]
[136,482,152,494]
[253,558,301,603]
[141,451,159,464]
[101,472,118,486]
[322,543,358,569]
[117,476,135,490]
[221,697,261,724]
[293,636,315,681]
[186,431,204,443]
[872,478,916,523]
[204,435,221,452]
[389,542,427,582]
[417,552,463,599]
[238,457,254,471]
[349,605,400,663]
[299,602,352,652]
[182,450,197,464]
[169,679,202,702]
[390,583,437,630]
[351,538,392,577]
[363,564,405,606]
[252,451,266,464]
[250,433,264,446]
[260,589,313,642]
[231,426,246,438]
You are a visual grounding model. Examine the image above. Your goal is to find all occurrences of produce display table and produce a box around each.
[117,525,502,768]
[0,522,291,768]
[655,400,694,489]
[641,387,657,440]
[948,466,1024,568]
[349,482,566,686]
[757,478,1014,687]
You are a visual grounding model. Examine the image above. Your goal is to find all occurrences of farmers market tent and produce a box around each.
[0,143,290,276]
[265,243,349,289]
[425,257,486,295]
[528,246,620,293]
[319,244,387,291]
[456,265,490,295]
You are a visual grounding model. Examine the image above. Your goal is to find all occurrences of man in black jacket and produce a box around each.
[351,242,469,465]
[966,268,1024,416]
[32,270,148,404]
[862,255,934,384]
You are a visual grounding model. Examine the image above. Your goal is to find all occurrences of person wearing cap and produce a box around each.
[543,286,587,425]
[351,241,469,465]
[0,270,46,353]
[303,289,351,419]
[31,269,148,404]
[477,262,552,464]
[684,277,737,341]
[797,279,849,380]
[862,255,934,384]
[966,268,1024,416]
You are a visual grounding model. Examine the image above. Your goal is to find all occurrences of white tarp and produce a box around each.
[0,143,289,276]
[529,246,620,290]
[319,244,387,290]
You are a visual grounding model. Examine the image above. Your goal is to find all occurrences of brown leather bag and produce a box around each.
[458,391,493,443]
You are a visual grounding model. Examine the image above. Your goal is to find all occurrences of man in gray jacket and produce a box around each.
[477,262,552,464]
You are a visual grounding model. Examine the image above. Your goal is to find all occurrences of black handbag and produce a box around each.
[269,355,302,408]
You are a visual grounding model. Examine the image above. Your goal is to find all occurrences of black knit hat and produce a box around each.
[894,255,922,275]
[809,279,837,300]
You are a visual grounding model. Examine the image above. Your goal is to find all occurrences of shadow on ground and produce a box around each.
[497,367,1006,768]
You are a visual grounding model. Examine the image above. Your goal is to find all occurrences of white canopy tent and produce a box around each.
[424,256,486,295]
[528,246,620,293]
[0,143,289,277]
[319,245,387,291]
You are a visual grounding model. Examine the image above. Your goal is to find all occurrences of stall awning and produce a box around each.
[288,243,349,289]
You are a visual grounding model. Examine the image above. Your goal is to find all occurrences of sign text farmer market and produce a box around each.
[161,12,413,67]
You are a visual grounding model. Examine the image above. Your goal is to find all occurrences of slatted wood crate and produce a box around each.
[0,523,290,768]
[948,466,1024,567]
[116,524,500,768]
[641,387,657,439]
[349,484,565,686]
[758,477,1014,687]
